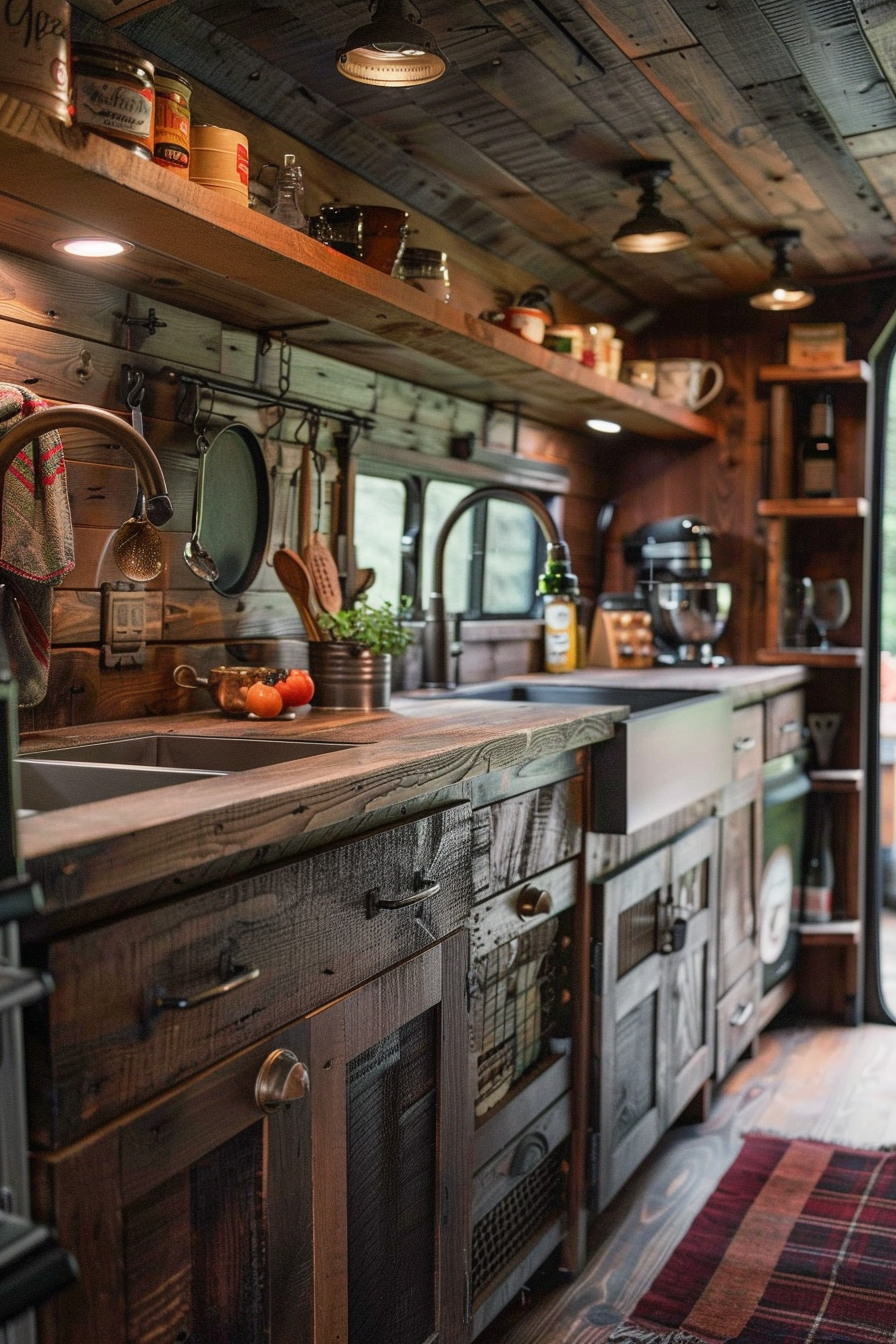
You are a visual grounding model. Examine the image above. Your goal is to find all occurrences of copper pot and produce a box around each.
[173,663,286,716]
[310,204,410,274]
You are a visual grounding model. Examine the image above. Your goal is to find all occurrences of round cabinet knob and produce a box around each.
[509,1131,549,1176]
[255,1049,310,1113]
[517,885,553,919]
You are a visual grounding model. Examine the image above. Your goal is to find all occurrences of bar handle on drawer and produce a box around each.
[517,885,553,919]
[373,876,441,911]
[729,1000,754,1029]
[153,964,260,1013]
[779,719,801,735]
[733,735,756,753]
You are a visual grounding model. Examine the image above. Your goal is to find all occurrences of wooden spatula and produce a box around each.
[273,547,323,641]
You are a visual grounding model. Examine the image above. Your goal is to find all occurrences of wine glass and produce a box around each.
[809,579,851,650]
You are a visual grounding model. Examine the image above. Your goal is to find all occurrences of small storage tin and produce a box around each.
[71,44,154,155]
[0,0,70,124]
[189,124,250,204]
[153,69,191,176]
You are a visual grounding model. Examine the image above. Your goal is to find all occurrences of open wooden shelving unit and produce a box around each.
[758,360,870,1023]
[0,95,717,443]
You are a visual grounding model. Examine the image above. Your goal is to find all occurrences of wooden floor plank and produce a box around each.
[481,1024,896,1343]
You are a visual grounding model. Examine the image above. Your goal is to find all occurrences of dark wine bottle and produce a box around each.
[802,794,834,923]
[800,392,837,498]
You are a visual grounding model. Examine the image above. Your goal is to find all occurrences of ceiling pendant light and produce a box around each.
[336,0,446,88]
[612,161,691,255]
[750,229,815,311]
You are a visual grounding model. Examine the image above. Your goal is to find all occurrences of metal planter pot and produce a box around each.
[309,642,391,711]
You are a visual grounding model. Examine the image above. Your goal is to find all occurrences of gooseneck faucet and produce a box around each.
[422,485,562,689]
[0,405,174,527]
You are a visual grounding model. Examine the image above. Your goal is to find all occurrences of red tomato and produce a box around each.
[245,682,283,719]
[275,669,315,707]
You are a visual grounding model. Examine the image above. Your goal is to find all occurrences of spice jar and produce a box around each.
[544,324,585,360]
[153,69,191,176]
[71,44,154,157]
[396,247,451,302]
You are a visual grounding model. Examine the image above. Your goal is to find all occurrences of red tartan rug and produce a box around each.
[606,1134,896,1344]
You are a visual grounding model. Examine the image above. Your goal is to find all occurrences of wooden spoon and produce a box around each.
[273,547,324,641]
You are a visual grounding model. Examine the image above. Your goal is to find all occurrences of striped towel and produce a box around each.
[0,386,75,706]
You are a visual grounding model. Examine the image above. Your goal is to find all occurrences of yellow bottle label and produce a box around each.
[544,597,577,673]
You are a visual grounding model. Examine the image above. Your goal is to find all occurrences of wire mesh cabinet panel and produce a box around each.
[591,818,719,1213]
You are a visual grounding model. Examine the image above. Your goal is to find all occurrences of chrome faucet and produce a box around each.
[421,485,562,689]
[0,404,173,527]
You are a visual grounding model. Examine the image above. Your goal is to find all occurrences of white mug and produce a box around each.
[621,360,656,392]
[655,359,724,410]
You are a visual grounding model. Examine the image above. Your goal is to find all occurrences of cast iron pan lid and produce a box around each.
[197,423,270,596]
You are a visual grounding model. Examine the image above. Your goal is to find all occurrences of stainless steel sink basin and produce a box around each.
[17,734,350,814]
[436,681,733,834]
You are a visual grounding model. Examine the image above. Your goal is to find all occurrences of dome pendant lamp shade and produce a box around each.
[750,229,815,311]
[337,0,446,87]
[612,161,691,255]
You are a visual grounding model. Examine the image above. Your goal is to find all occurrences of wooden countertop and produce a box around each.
[18,697,626,927]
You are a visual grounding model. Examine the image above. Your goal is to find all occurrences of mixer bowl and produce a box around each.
[649,581,732,652]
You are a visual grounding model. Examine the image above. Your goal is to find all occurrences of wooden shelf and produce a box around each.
[0,96,716,443]
[797,920,861,946]
[757,498,869,518]
[759,362,871,385]
[810,769,864,793]
[756,648,864,668]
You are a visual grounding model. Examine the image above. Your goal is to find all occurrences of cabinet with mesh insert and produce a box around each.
[590,818,718,1212]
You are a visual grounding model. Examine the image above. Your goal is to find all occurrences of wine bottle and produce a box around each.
[800,392,837,498]
[803,794,834,923]
[539,541,579,674]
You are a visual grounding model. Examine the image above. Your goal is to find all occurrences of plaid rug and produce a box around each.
[608,1133,896,1344]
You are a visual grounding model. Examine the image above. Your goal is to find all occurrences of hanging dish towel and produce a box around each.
[0,386,75,706]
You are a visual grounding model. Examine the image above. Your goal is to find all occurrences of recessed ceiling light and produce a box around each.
[52,237,134,258]
[613,161,691,255]
[587,418,622,434]
[337,0,446,87]
[750,229,815,311]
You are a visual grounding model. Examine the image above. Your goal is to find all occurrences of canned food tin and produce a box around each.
[0,0,70,124]
[153,69,191,176]
[189,124,250,205]
[72,44,154,151]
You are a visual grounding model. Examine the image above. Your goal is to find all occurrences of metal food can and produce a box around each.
[153,69,191,176]
[0,0,70,124]
[72,43,154,154]
[189,124,250,205]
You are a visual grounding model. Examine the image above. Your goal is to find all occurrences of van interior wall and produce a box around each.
[600,277,896,666]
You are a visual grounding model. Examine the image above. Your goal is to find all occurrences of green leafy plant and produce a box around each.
[318,596,414,656]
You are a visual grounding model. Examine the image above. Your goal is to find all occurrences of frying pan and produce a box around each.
[193,423,270,596]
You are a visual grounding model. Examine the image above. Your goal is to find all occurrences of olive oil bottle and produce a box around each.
[539,541,579,674]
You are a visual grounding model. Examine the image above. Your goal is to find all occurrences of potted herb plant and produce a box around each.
[310,597,413,710]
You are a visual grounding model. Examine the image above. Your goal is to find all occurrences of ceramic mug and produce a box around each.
[621,359,656,392]
[655,359,724,410]
[502,306,547,344]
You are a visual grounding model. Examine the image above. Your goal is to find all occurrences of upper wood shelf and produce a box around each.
[759,362,871,385]
[756,648,865,668]
[0,97,716,443]
[757,498,869,518]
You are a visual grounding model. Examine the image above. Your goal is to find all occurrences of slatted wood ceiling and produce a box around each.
[75,0,896,321]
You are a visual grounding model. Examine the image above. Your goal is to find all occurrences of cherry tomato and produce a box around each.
[274,669,315,707]
[245,682,283,719]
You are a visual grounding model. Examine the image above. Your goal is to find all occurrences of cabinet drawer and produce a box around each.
[716,962,762,1081]
[471,1089,571,1225]
[473,776,582,902]
[30,805,471,1148]
[732,704,764,779]
[765,689,806,760]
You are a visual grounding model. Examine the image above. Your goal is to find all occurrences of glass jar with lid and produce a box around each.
[396,247,451,302]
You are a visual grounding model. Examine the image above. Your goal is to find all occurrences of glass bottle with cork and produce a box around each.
[799,390,837,498]
[539,541,579,673]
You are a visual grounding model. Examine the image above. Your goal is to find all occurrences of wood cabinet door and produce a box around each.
[593,847,667,1212]
[717,772,763,998]
[664,819,718,1126]
[34,935,471,1344]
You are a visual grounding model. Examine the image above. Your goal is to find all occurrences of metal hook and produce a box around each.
[125,367,146,410]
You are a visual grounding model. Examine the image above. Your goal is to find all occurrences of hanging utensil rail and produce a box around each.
[168,371,374,432]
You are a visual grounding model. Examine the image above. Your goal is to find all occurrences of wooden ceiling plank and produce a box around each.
[473,0,609,87]
[564,0,699,59]
[854,153,896,228]
[74,0,179,25]
[667,0,799,86]
[855,1,896,93]
[847,128,896,160]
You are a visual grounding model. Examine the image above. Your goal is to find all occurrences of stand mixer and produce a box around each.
[623,516,732,665]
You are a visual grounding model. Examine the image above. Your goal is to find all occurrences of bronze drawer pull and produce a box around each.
[153,964,260,1014]
[255,1049,310,1113]
[733,735,756,753]
[729,1000,754,1028]
[371,876,441,912]
[517,885,553,919]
